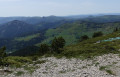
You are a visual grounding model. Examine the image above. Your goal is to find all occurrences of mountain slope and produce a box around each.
[62,30,120,58]
[1,15,120,25]
[0,20,39,38]
[0,19,74,51]
[40,21,120,45]
[0,16,66,25]
[82,15,120,23]
[1,15,120,52]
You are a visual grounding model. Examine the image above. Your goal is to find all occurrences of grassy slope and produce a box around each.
[14,33,40,41]
[4,31,120,73]
[39,21,120,46]
[60,31,120,59]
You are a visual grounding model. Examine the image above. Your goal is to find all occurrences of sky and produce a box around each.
[0,0,120,17]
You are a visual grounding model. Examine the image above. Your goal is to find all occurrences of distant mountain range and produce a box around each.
[0,16,66,25]
[0,20,39,38]
[0,14,120,52]
[0,14,112,24]
[0,17,74,38]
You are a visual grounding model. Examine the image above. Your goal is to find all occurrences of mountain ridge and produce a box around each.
[0,20,38,38]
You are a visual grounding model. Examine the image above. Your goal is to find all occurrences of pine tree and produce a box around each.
[79,35,89,42]
[51,37,65,54]
[39,44,49,55]
[57,37,66,48]
[114,27,119,32]
[0,46,6,65]
[92,31,103,38]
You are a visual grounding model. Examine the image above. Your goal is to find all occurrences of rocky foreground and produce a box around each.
[1,54,120,77]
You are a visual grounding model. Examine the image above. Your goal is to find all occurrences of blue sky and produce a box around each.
[0,0,119,17]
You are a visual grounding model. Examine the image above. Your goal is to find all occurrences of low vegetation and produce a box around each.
[92,31,103,38]
[0,36,66,68]
[15,33,40,41]
[79,35,89,42]
[1,29,120,76]
[99,65,115,75]
[59,30,120,59]
[3,56,32,68]
[15,71,24,76]
[106,70,114,75]
[42,21,120,45]
[2,30,120,67]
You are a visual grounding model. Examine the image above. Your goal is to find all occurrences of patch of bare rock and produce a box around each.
[2,54,120,77]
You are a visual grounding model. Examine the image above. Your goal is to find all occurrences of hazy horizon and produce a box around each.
[0,0,120,17]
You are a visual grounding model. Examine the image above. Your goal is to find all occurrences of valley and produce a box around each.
[1,0,120,77]
[1,15,120,77]
[0,15,120,53]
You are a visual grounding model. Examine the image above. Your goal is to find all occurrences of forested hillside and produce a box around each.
[0,15,120,53]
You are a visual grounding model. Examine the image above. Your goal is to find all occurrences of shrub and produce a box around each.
[24,66,37,74]
[79,35,89,42]
[39,44,50,55]
[113,27,119,32]
[51,37,65,54]
[15,71,24,76]
[92,31,103,38]
[0,46,6,65]
[99,66,106,71]
[33,60,46,64]
[30,56,38,61]
[104,46,115,51]
[106,70,114,75]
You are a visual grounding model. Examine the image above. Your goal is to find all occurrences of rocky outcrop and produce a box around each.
[2,54,120,77]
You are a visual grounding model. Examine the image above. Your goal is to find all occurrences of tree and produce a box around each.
[0,46,6,65]
[57,37,66,48]
[79,35,89,42]
[114,27,119,32]
[39,44,50,55]
[92,31,103,38]
[51,37,65,54]
[51,37,58,53]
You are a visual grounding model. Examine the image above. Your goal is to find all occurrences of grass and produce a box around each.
[41,21,120,45]
[3,30,120,76]
[15,71,24,76]
[3,56,32,68]
[112,62,118,64]
[7,31,120,63]
[59,70,66,73]
[95,62,100,66]
[59,31,120,59]
[99,65,115,75]
[2,56,45,75]
[33,60,46,65]
[99,66,107,71]
[24,65,38,74]
[15,33,40,41]
[106,70,114,75]
[82,66,87,69]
